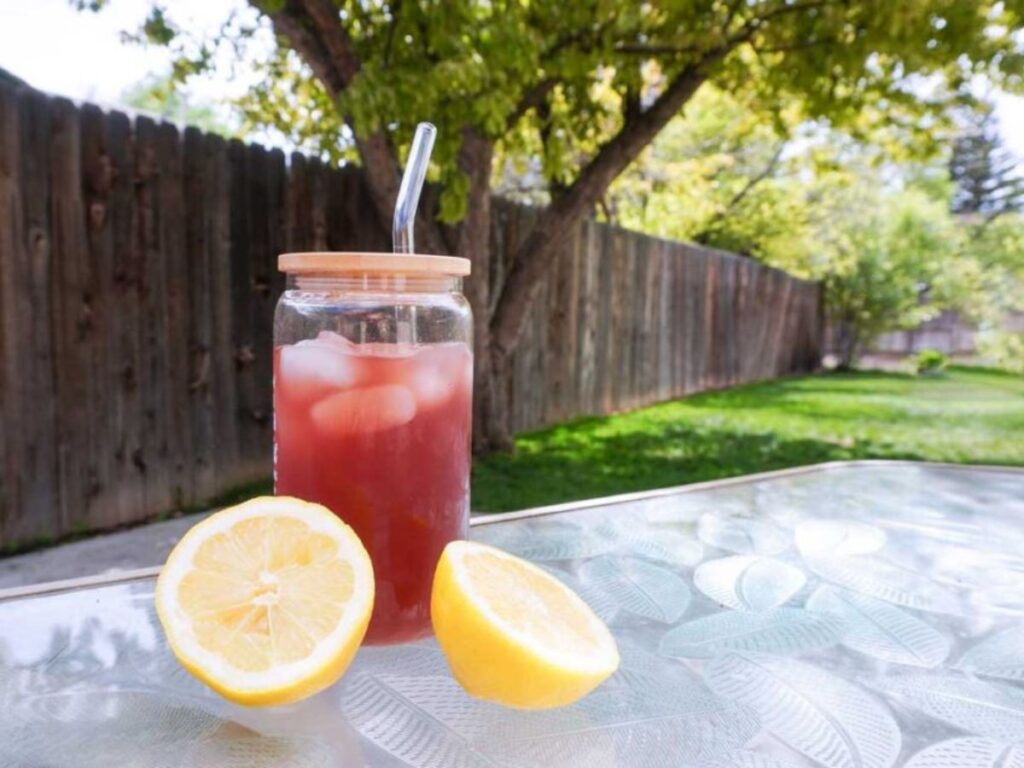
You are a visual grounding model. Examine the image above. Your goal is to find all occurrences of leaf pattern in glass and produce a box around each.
[698,514,789,555]
[344,658,759,768]
[805,555,962,615]
[597,525,704,568]
[807,585,950,668]
[956,627,1024,682]
[694,555,806,611]
[660,607,844,658]
[698,750,809,768]
[704,654,901,768]
[578,555,691,624]
[0,688,336,768]
[904,737,1024,768]
[475,520,611,562]
[877,673,1024,743]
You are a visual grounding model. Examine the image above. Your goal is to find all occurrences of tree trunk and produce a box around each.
[452,128,509,452]
[835,319,859,370]
[485,348,514,451]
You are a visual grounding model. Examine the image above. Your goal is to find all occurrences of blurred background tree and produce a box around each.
[120,72,237,136]
[605,87,1024,369]
[950,107,1024,222]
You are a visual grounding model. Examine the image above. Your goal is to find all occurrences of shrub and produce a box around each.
[915,349,949,376]
[977,331,1024,374]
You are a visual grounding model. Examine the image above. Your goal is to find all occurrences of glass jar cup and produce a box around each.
[274,252,472,644]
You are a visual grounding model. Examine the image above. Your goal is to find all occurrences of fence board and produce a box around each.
[182,128,214,502]
[49,98,91,534]
[8,87,59,544]
[133,117,173,515]
[0,86,824,549]
[577,220,599,414]
[79,105,113,526]
[203,135,238,491]
[156,121,193,509]
[228,140,260,484]
[0,83,16,542]
[102,109,145,526]
[691,249,705,393]
[243,144,275,476]
[595,226,614,413]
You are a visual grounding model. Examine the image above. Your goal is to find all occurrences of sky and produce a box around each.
[1,0,1023,158]
[0,0,262,117]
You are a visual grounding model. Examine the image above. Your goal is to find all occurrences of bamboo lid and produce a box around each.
[278,252,471,276]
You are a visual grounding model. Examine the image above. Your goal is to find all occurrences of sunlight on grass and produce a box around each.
[472,367,1024,512]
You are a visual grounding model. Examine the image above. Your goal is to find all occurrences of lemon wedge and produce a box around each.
[431,540,619,709]
[155,496,374,706]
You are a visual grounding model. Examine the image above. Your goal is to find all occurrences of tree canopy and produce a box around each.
[606,83,1024,369]
[83,0,1024,445]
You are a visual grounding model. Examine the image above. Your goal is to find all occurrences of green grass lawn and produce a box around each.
[471,366,1024,512]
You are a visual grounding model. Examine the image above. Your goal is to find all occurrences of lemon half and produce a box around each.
[431,540,619,709]
[155,496,374,706]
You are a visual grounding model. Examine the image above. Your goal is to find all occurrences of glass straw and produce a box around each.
[393,122,437,254]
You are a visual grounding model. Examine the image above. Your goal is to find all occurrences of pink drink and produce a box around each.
[274,331,472,644]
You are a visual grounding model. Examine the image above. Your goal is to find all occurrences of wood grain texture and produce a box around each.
[0,81,23,543]
[134,116,175,515]
[0,84,823,548]
[182,127,214,502]
[0,83,15,542]
[157,120,194,510]
[6,86,59,544]
[49,97,91,534]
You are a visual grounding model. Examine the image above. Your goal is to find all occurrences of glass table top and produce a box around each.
[2,462,1024,767]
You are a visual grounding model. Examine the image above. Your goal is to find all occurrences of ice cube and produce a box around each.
[310,385,417,436]
[351,341,420,359]
[278,342,358,404]
[409,344,472,409]
[410,365,451,409]
[315,330,357,349]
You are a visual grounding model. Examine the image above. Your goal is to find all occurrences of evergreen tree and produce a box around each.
[950,109,1024,222]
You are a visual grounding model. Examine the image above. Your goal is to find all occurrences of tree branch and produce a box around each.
[488,0,837,358]
[697,141,786,241]
[614,2,833,59]
[261,0,344,93]
[614,42,704,56]
[753,37,831,54]
[541,19,614,64]
[383,0,401,65]
[622,86,642,124]
[260,0,447,253]
[507,78,555,132]
[739,0,834,32]
[723,0,744,33]
[490,55,722,356]
[505,18,616,132]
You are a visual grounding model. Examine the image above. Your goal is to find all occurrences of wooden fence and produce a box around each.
[0,83,822,548]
